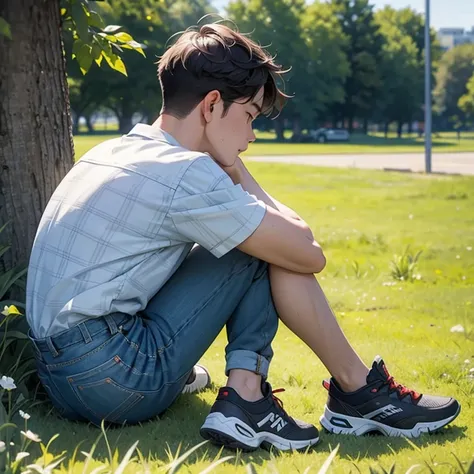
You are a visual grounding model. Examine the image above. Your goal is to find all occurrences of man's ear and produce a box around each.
[202,90,221,122]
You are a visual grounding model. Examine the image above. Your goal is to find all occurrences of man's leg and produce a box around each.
[267,265,460,438]
[268,266,369,392]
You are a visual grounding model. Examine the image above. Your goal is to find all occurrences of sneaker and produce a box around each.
[320,356,461,438]
[182,365,211,394]
[200,382,319,451]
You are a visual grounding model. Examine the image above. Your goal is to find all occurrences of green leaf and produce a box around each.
[102,51,127,76]
[0,17,11,39]
[103,25,122,33]
[88,10,105,29]
[118,40,146,57]
[114,32,133,43]
[0,402,7,425]
[71,1,89,42]
[73,39,93,75]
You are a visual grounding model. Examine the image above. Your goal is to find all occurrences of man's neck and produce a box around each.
[153,113,202,152]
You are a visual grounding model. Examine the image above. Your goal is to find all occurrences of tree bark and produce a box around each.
[0,0,74,270]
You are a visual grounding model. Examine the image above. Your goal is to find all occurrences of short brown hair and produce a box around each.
[157,23,288,119]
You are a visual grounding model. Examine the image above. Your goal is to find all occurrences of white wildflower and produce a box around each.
[19,410,30,420]
[450,324,465,333]
[465,359,471,364]
[1,306,8,316]
[0,376,16,390]
[470,368,474,374]
[467,246,472,251]
[15,452,30,462]
[0,441,5,453]
[21,430,41,443]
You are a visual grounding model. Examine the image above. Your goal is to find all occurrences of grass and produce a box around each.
[73,130,474,159]
[8,162,474,473]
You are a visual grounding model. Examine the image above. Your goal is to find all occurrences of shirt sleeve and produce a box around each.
[168,157,266,258]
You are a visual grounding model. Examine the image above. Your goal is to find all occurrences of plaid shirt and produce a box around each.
[26,124,266,338]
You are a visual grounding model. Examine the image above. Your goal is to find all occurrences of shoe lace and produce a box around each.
[384,375,421,400]
[271,388,289,416]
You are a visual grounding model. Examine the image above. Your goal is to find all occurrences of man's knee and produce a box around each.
[223,248,268,278]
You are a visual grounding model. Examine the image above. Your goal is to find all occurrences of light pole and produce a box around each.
[424,0,432,173]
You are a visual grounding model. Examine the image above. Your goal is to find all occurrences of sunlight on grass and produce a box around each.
[3,164,473,473]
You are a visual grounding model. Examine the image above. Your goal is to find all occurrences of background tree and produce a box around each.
[301,1,350,129]
[332,0,384,132]
[374,8,422,137]
[434,44,474,131]
[458,73,474,124]
[227,0,308,140]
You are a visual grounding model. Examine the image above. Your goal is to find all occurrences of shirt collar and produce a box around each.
[127,123,181,147]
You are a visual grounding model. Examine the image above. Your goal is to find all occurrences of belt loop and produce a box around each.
[78,322,92,343]
[45,336,59,357]
[104,314,119,335]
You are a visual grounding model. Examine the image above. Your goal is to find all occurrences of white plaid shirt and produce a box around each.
[26,124,266,338]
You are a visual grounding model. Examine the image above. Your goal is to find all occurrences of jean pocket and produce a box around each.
[38,374,84,421]
[67,356,145,424]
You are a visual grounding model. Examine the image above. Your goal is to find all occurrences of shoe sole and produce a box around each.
[200,412,320,451]
[319,404,461,438]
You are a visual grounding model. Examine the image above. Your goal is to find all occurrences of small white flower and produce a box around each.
[21,430,41,443]
[1,305,8,316]
[409,214,414,220]
[0,441,5,453]
[470,368,474,374]
[15,452,30,462]
[450,324,465,333]
[19,410,30,420]
[456,255,460,259]
[465,359,471,364]
[0,376,16,390]
[467,246,472,251]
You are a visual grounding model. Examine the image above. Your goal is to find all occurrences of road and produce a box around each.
[248,152,474,175]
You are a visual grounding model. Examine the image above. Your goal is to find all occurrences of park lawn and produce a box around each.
[73,132,474,160]
[16,164,474,473]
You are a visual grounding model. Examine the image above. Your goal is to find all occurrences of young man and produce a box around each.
[26,23,460,451]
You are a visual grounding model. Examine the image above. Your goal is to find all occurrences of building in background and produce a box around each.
[438,27,474,50]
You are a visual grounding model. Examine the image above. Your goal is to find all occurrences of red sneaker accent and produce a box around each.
[222,391,228,396]
[322,380,330,391]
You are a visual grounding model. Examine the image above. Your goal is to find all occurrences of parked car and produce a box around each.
[309,128,350,143]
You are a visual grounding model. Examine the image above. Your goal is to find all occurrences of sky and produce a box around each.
[210,0,474,30]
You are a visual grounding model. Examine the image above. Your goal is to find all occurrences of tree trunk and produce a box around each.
[0,0,74,271]
[384,122,389,139]
[274,117,284,142]
[85,114,95,133]
[397,121,403,138]
[363,117,368,134]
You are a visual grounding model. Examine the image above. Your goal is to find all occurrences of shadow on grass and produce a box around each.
[26,389,467,469]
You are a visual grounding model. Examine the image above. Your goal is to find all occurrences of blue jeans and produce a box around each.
[29,247,279,426]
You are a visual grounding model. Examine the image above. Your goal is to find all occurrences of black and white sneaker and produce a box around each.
[320,356,461,438]
[200,382,319,451]
[182,365,212,394]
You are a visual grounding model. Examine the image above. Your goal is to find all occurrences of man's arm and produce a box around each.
[222,158,326,274]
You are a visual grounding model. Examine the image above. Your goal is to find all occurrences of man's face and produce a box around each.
[202,88,264,167]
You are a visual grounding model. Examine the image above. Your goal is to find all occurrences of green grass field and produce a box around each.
[73,131,474,160]
[14,163,474,473]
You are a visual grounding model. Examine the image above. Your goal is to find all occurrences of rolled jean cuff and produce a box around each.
[225,350,270,378]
